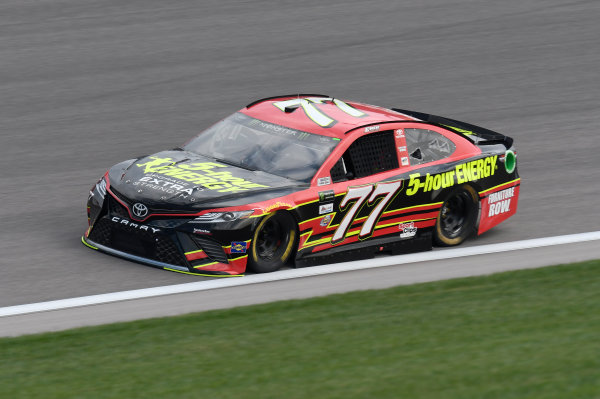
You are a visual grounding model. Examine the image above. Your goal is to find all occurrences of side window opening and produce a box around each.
[405,128,456,165]
[330,130,398,182]
[330,157,348,182]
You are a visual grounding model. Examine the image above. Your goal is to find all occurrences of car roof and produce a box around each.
[242,94,419,139]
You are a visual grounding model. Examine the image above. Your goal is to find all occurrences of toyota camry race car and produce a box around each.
[83,95,520,276]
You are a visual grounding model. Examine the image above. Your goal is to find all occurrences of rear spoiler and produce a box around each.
[392,108,514,149]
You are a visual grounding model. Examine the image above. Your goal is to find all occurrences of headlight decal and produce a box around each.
[190,210,254,223]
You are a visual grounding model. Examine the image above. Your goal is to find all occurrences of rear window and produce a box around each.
[404,128,456,165]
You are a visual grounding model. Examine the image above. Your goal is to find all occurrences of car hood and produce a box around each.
[108,150,304,212]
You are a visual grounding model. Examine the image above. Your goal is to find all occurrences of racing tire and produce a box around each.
[434,185,479,246]
[248,211,298,273]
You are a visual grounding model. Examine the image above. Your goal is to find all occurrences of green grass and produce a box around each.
[2,261,600,399]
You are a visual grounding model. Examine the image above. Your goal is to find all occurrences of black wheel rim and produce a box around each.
[256,218,288,261]
[440,192,472,238]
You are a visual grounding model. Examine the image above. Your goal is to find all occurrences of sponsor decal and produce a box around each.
[133,176,200,197]
[265,201,294,213]
[111,216,160,233]
[317,176,332,186]
[136,157,268,193]
[272,97,366,129]
[406,155,498,196]
[394,129,409,166]
[193,228,211,235]
[230,241,247,254]
[254,120,309,138]
[399,222,417,238]
[320,214,333,227]
[364,125,380,133]
[487,187,515,217]
[318,190,335,202]
[319,203,334,215]
[132,203,149,218]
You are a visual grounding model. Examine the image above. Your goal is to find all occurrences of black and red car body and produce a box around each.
[83,95,520,276]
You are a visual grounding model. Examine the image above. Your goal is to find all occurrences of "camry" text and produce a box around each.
[111,216,160,233]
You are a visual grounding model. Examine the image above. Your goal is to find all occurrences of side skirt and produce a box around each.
[295,232,432,268]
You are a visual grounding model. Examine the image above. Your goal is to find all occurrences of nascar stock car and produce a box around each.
[83,94,520,276]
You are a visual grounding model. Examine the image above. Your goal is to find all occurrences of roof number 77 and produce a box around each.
[331,181,403,244]
[273,97,366,128]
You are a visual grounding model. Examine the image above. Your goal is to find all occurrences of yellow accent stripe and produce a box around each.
[229,255,248,261]
[299,230,312,238]
[164,267,243,277]
[298,230,314,249]
[300,236,332,249]
[194,261,219,268]
[81,236,98,250]
[184,249,204,255]
[324,212,336,228]
[300,201,443,235]
[479,178,521,195]
[354,201,444,222]
[299,212,338,226]
[385,201,444,214]
[299,201,442,227]
[300,215,438,250]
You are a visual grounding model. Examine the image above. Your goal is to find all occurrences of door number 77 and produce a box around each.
[331,181,403,244]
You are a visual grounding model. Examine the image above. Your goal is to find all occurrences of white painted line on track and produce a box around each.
[2,231,600,318]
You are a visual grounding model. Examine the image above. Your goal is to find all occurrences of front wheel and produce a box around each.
[248,212,298,273]
[434,186,479,246]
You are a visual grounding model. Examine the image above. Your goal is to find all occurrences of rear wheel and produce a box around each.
[434,186,479,246]
[248,212,297,273]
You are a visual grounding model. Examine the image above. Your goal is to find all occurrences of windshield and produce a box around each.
[184,113,340,182]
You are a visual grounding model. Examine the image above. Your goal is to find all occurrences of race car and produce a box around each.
[83,94,520,276]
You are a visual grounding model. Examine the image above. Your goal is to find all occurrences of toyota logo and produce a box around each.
[132,203,149,218]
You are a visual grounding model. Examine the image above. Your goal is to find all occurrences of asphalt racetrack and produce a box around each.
[1,1,599,320]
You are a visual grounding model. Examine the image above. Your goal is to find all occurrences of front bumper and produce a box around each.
[82,235,194,274]
[83,194,251,276]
